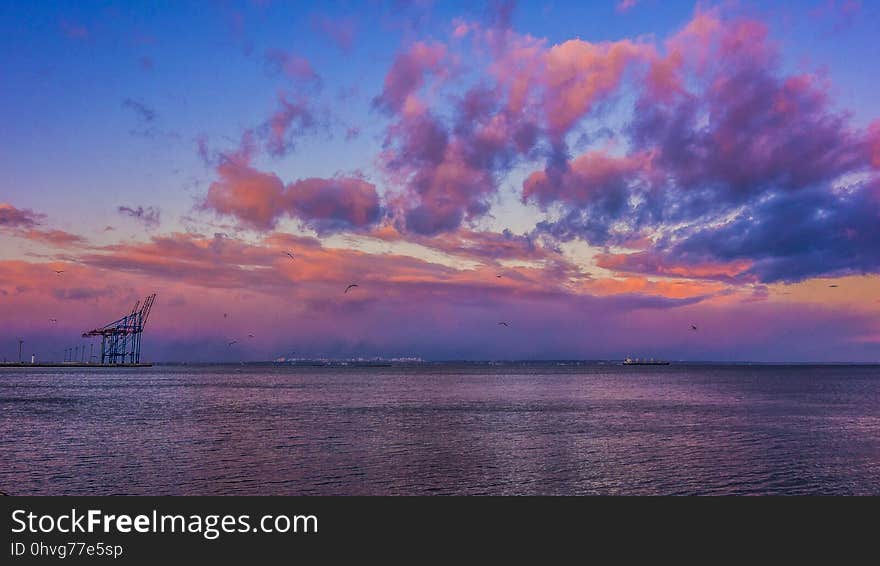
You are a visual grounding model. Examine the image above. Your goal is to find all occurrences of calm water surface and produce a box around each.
[1,363,879,495]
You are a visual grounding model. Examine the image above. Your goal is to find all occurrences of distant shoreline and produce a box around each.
[3,360,879,369]
[0,363,152,368]
[149,359,880,366]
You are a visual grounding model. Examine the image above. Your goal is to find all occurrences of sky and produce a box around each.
[1,0,880,362]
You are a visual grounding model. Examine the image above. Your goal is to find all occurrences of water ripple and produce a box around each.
[1,364,879,495]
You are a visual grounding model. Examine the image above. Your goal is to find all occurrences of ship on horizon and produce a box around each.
[623,357,671,366]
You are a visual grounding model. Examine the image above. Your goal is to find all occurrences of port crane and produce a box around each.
[82,293,156,365]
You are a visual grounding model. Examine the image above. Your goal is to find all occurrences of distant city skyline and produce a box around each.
[2,1,880,362]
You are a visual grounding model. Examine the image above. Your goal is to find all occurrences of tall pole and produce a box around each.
[18,338,23,363]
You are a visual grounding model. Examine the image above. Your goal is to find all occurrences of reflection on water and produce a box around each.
[1,364,879,495]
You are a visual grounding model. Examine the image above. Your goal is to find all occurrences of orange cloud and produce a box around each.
[204,149,381,234]
[368,224,553,264]
[581,275,726,300]
[1,203,87,249]
[595,251,754,282]
[542,39,653,138]
[21,229,88,248]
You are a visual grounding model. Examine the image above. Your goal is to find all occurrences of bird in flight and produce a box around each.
[498,321,510,327]
[227,340,237,347]
[49,318,58,324]
[285,251,295,260]
[223,313,228,319]
[496,274,503,278]
[344,284,358,294]
[248,334,255,339]
[828,284,839,288]
[690,324,698,331]
[53,270,64,275]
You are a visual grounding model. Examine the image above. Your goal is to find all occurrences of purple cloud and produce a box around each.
[264,49,321,83]
[122,98,156,122]
[263,94,318,157]
[118,206,161,229]
[526,9,880,283]
[373,41,447,114]
[0,204,44,229]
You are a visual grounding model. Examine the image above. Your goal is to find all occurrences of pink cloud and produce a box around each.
[523,150,654,207]
[616,0,639,13]
[452,18,475,38]
[377,26,655,235]
[373,41,447,114]
[377,39,543,234]
[487,29,653,139]
[542,39,653,138]
[204,143,381,234]
[393,141,496,234]
[204,157,287,230]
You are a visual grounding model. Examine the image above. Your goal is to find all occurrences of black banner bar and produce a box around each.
[1,497,873,563]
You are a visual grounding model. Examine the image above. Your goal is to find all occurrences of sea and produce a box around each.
[1,363,879,495]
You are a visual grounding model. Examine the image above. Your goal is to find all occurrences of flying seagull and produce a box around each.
[285,251,295,260]
[498,321,510,327]
[344,284,358,294]
[496,274,503,278]
[248,334,255,339]
[53,270,64,275]
[227,340,237,347]
[690,324,698,331]
[49,318,58,324]
[828,284,839,288]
